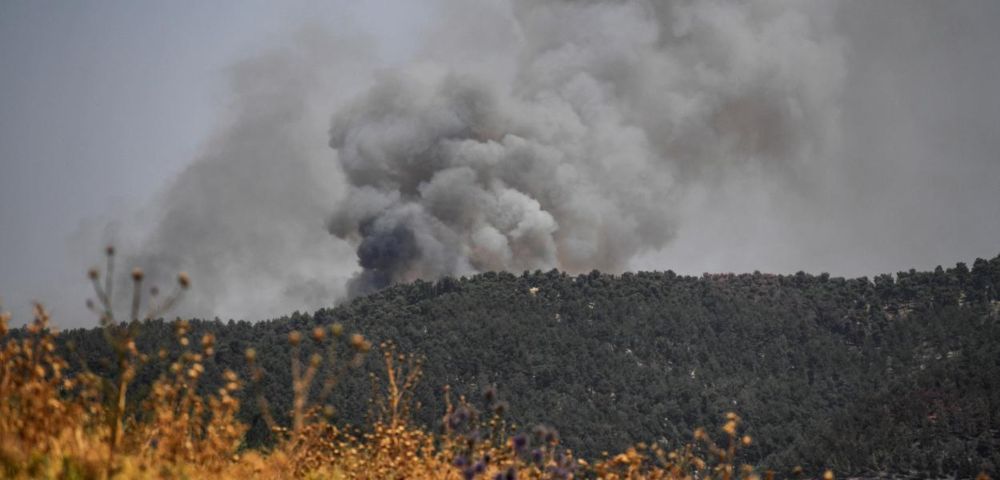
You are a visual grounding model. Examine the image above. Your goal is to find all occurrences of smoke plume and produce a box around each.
[328,0,844,295]
[118,0,1000,320]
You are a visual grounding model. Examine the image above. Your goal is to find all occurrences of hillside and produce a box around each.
[59,254,1000,477]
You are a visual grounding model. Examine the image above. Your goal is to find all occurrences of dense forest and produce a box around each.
[55,254,1000,477]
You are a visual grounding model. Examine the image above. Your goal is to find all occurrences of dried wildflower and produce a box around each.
[131,268,144,282]
[311,326,326,343]
[350,333,371,352]
[177,271,190,289]
[742,435,753,446]
[87,267,99,280]
[822,470,835,480]
[329,322,345,337]
[245,348,257,362]
[723,420,738,436]
[288,330,302,346]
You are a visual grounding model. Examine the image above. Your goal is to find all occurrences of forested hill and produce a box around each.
[60,255,1000,477]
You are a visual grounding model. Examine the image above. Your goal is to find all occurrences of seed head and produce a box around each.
[131,268,144,282]
[288,330,302,346]
[177,272,190,289]
[245,348,257,362]
[741,435,753,447]
[105,245,115,256]
[330,323,344,337]
[822,470,834,480]
[311,326,326,343]
[87,268,99,280]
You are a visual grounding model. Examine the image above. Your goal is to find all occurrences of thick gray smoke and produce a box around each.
[115,0,1000,321]
[328,0,842,295]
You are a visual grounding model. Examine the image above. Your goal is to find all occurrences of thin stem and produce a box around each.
[105,251,114,310]
[130,277,142,322]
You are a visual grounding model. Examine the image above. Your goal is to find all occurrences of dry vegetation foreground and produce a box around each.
[1,303,789,480]
[1,250,993,479]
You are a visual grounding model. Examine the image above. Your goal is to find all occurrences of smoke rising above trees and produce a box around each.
[116,0,1000,321]
[328,0,842,295]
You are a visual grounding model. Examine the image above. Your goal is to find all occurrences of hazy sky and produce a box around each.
[2,1,998,326]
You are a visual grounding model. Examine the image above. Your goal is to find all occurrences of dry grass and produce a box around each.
[0,248,897,479]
